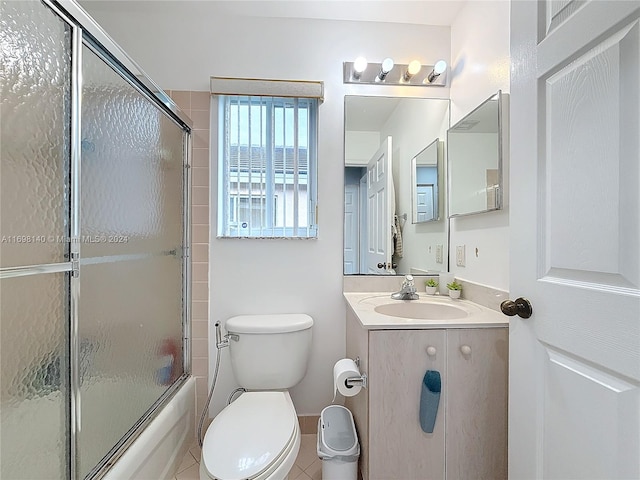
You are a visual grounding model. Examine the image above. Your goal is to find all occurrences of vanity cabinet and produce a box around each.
[345,309,508,480]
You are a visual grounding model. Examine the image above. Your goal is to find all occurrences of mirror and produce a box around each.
[411,138,442,224]
[344,96,450,275]
[448,90,506,217]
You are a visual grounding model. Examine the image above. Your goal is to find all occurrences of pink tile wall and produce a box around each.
[168,90,210,431]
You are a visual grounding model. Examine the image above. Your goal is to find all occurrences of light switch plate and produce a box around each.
[456,245,466,267]
[436,244,443,264]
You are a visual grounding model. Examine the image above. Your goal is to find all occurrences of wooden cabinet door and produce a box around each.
[368,330,446,480]
[445,328,508,480]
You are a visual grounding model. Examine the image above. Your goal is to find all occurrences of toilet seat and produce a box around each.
[201,391,298,480]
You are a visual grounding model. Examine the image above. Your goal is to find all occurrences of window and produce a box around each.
[217,95,318,238]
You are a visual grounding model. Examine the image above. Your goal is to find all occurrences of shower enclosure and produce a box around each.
[0,0,192,478]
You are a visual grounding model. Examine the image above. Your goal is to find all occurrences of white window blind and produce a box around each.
[210,77,324,100]
[216,94,318,238]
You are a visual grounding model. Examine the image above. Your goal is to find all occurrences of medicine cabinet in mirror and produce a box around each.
[344,96,450,275]
[411,138,442,224]
[448,90,507,217]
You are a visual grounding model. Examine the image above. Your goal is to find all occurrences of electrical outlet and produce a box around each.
[435,244,443,264]
[456,245,466,267]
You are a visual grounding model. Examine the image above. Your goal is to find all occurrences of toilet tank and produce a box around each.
[225,314,313,390]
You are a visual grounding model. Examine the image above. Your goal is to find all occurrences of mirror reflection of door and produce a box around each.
[365,136,393,274]
[343,183,359,274]
[343,137,394,275]
[415,183,435,222]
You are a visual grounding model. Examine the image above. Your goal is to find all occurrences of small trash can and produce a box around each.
[317,405,360,480]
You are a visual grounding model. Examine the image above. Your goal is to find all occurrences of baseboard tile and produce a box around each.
[298,415,320,434]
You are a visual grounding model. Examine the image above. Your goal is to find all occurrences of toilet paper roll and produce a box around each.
[333,358,362,400]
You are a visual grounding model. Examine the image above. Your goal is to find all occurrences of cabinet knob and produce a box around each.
[460,345,471,355]
[426,346,437,356]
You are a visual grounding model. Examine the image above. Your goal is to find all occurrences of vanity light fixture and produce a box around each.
[426,60,447,83]
[352,56,368,80]
[375,57,394,82]
[343,58,447,87]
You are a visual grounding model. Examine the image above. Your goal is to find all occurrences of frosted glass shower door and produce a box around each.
[0,1,72,478]
[0,0,72,269]
[2,1,190,478]
[77,44,186,478]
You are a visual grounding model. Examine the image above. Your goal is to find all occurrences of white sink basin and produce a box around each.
[374,301,469,320]
[344,292,508,329]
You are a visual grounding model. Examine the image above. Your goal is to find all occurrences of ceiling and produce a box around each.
[215,1,467,26]
[81,0,467,27]
[345,96,402,131]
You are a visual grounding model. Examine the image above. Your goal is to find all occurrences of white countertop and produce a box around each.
[344,292,509,330]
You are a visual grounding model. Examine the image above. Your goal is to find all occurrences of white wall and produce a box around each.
[449,0,510,290]
[83,1,451,415]
[344,131,381,165]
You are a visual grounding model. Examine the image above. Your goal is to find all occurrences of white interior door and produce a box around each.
[344,183,359,274]
[416,184,435,222]
[366,136,393,274]
[359,174,367,274]
[509,2,640,479]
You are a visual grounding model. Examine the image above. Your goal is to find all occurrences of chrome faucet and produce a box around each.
[391,275,419,300]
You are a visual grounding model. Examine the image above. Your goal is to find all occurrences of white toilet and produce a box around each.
[200,314,313,480]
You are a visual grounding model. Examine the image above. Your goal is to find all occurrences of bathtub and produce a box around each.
[1,376,194,479]
[104,376,195,480]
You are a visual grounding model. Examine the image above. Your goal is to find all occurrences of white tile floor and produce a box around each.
[175,434,321,480]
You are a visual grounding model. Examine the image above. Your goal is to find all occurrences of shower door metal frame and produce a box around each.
[1,0,193,478]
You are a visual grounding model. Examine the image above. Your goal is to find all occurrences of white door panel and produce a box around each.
[416,185,435,222]
[344,184,359,274]
[543,348,639,480]
[538,0,640,74]
[510,1,640,479]
[366,137,393,274]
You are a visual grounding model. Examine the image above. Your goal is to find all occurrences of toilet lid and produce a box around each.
[202,391,296,480]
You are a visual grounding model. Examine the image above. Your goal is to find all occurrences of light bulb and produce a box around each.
[403,60,422,81]
[376,57,395,82]
[353,57,368,79]
[408,60,422,75]
[434,60,447,75]
[427,60,448,83]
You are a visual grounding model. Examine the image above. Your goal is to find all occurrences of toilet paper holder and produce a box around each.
[345,374,367,389]
[345,356,368,389]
